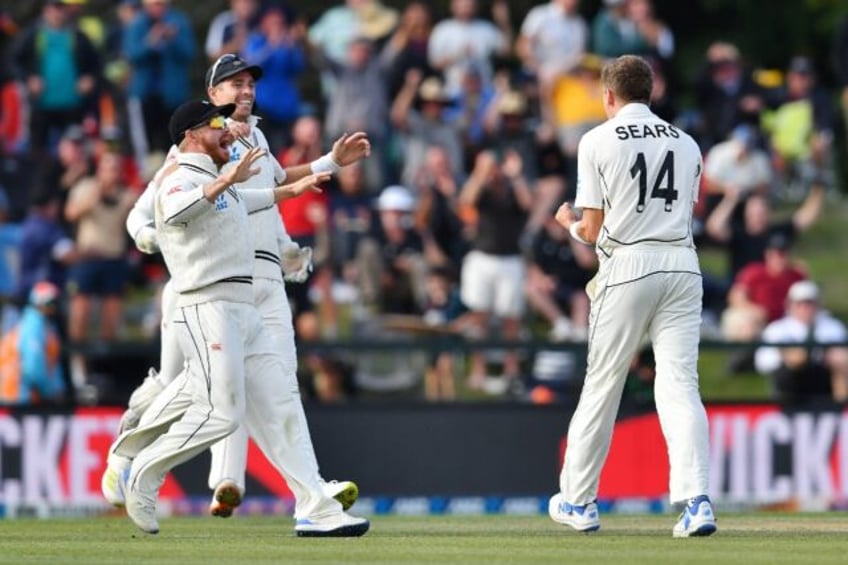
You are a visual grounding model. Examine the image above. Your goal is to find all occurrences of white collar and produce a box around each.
[176,152,220,174]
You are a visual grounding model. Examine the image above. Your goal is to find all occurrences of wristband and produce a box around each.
[310,153,341,175]
[569,222,591,245]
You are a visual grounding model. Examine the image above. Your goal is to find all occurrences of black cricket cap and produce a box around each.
[168,99,236,145]
[205,54,263,88]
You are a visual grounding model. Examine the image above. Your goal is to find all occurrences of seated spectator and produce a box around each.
[0,281,66,405]
[692,41,769,151]
[721,231,807,344]
[242,4,307,150]
[205,0,260,61]
[515,0,587,123]
[706,176,824,280]
[525,214,596,342]
[356,185,428,315]
[761,56,836,201]
[458,150,532,394]
[755,281,848,403]
[391,71,463,188]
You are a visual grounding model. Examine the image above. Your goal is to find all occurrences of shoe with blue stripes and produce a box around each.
[673,495,717,538]
[295,512,370,537]
[548,493,600,532]
[101,458,130,507]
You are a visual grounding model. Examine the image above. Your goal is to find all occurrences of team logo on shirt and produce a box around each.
[214,193,228,211]
[230,145,240,162]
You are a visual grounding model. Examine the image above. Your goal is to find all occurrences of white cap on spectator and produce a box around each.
[788,280,819,303]
[376,185,415,212]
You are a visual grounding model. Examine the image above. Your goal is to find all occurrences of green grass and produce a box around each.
[3,514,848,565]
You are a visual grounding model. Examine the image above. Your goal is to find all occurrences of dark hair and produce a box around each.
[601,55,653,104]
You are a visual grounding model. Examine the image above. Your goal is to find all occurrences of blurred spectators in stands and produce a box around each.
[550,54,606,199]
[647,55,676,124]
[356,185,427,315]
[834,12,848,153]
[591,0,646,58]
[123,0,196,158]
[445,62,496,165]
[11,0,99,162]
[32,125,94,225]
[314,36,390,189]
[526,213,595,343]
[242,5,306,150]
[755,281,848,403]
[421,265,467,401]
[392,71,462,189]
[102,1,141,147]
[16,192,76,307]
[0,188,19,332]
[277,116,335,336]
[692,42,768,151]
[706,175,824,280]
[516,0,586,124]
[205,0,260,62]
[328,161,375,305]
[761,56,836,201]
[64,151,135,343]
[428,0,512,98]
[627,0,674,61]
[380,1,433,101]
[0,281,66,406]
[721,231,807,345]
[412,145,468,269]
[458,150,531,395]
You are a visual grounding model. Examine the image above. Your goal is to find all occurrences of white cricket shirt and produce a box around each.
[575,103,703,259]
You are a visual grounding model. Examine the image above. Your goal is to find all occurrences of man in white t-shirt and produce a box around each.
[427,0,510,96]
[755,280,848,403]
[549,55,717,538]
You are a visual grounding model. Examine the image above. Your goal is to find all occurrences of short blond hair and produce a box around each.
[601,55,653,104]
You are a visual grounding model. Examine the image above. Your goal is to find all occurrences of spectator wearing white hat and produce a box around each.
[356,185,428,314]
[755,280,848,403]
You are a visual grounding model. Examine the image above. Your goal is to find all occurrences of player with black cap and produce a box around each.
[106,54,371,537]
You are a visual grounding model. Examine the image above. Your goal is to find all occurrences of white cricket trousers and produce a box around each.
[207,277,327,518]
[559,246,710,505]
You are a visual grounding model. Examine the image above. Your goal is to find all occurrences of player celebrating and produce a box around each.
[548,55,716,538]
[103,55,370,535]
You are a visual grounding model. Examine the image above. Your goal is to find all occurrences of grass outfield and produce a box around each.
[2,514,847,565]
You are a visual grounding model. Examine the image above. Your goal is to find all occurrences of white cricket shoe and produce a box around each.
[320,479,359,511]
[548,493,601,532]
[101,458,130,507]
[125,486,159,534]
[209,480,244,518]
[295,512,370,537]
[672,495,717,538]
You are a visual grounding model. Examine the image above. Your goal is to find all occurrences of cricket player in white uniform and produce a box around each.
[116,99,369,537]
[548,55,717,538]
[104,55,365,520]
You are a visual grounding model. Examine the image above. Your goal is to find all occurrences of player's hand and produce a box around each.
[275,172,330,200]
[330,132,371,166]
[135,225,160,254]
[281,243,313,283]
[225,147,265,184]
[227,121,251,140]
[502,150,523,180]
[555,202,578,230]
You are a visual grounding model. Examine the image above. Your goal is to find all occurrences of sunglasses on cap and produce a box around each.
[190,115,227,132]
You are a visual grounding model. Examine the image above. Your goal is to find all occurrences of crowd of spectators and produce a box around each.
[0,0,847,406]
